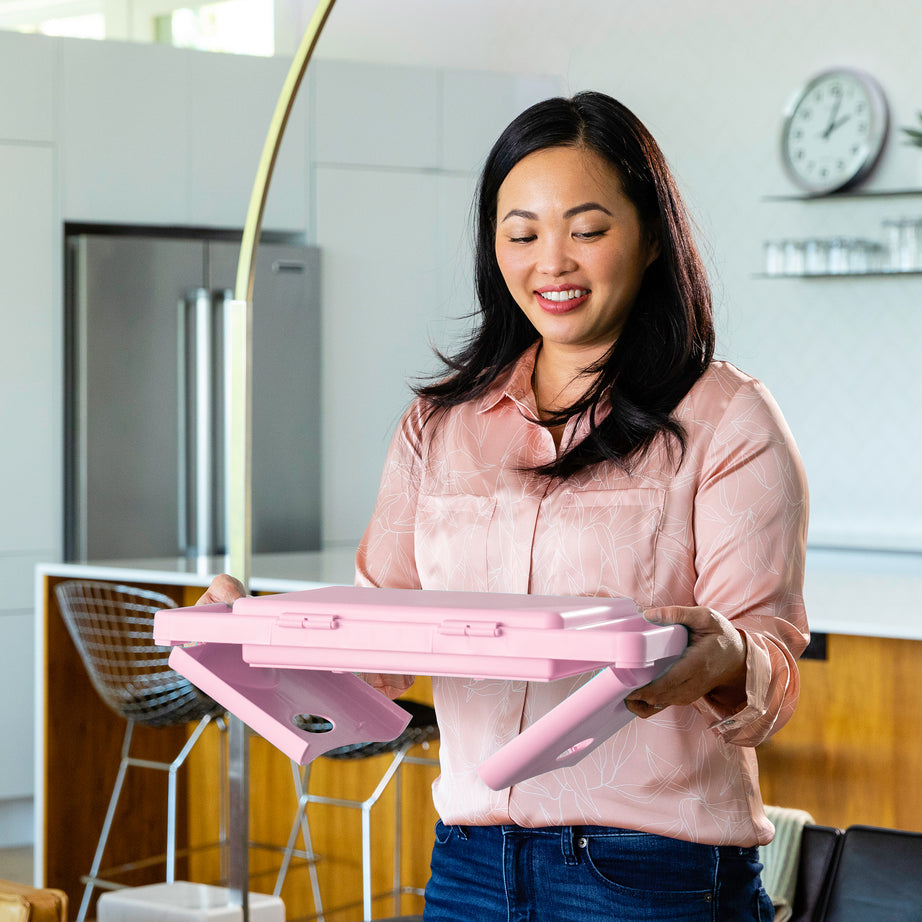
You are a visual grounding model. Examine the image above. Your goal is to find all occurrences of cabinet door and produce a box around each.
[0,143,56,818]
[0,144,57,557]
[315,166,446,544]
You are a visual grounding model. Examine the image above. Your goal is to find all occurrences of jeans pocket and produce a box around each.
[580,832,716,904]
[434,820,457,845]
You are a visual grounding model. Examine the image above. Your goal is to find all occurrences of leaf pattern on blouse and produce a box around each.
[356,343,809,846]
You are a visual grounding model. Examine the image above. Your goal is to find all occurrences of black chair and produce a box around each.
[789,824,843,922]
[815,823,922,921]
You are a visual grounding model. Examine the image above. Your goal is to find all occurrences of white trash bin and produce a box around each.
[97,882,284,922]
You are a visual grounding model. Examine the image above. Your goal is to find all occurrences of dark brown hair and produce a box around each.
[417,91,715,477]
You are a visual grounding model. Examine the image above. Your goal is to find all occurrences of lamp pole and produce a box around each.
[224,2,337,916]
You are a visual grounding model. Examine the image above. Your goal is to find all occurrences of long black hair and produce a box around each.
[416,91,715,478]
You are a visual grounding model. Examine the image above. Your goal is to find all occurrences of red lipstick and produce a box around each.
[535,286,590,314]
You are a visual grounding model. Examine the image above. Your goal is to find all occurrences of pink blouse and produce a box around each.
[356,342,809,846]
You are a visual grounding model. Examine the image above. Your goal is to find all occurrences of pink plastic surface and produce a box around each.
[169,641,411,763]
[476,664,666,789]
[154,587,686,786]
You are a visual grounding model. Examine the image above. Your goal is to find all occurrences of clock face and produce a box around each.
[781,68,889,195]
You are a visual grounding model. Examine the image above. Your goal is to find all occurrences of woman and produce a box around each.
[204,91,808,921]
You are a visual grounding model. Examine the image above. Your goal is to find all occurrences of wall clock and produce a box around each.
[781,67,889,195]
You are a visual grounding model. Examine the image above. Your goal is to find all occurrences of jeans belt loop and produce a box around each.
[561,826,579,866]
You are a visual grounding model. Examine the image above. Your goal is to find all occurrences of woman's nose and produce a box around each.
[536,236,577,276]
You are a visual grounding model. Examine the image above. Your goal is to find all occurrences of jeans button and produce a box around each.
[576,837,588,848]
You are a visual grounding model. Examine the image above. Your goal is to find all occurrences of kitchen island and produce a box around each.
[35,547,922,916]
[36,548,441,922]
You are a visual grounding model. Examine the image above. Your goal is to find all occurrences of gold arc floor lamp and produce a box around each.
[224,1,337,916]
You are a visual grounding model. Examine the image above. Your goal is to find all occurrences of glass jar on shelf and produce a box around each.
[882,218,922,272]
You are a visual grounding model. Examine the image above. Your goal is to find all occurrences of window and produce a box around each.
[1,0,274,55]
[156,0,273,55]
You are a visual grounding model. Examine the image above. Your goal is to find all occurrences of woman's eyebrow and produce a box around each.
[564,202,612,219]
[499,202,613,223]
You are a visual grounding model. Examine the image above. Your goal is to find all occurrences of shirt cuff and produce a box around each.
[699,630,770,735]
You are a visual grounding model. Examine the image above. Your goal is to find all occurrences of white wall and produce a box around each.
[302,0,922,551]
[561,0,922,551]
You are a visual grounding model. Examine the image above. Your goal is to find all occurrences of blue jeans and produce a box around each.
[423,822,774,921]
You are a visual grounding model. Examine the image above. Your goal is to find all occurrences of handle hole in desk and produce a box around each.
[293,714,334,733]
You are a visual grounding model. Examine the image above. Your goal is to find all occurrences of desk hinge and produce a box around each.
[277,613,339,630]
[439,619,501,638]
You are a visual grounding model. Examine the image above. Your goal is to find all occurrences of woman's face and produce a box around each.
[494,145,658,363]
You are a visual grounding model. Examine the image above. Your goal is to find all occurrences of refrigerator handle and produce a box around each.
[178,288,215,557]
[216,287,234,558]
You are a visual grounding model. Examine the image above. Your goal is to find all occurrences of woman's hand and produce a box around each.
[625,605,747,719]
[195,575,415,700]
[357,672,416,700]
[196,574,247,606]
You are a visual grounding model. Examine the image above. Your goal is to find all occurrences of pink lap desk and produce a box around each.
[153,586,686,790]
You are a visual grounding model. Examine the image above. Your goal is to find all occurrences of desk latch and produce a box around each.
[439,619,501,637]
[277,613,339,630]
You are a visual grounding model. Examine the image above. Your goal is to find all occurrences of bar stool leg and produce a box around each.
[76,722,135,922]
[393,758,403,918]
[274,761,324,920]
[165,712,216,884]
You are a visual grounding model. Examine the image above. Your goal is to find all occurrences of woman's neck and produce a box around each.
[531,341,604,419]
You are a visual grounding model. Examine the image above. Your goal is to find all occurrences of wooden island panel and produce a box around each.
[757,632,922,833]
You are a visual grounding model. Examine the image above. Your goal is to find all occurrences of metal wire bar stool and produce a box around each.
[55,580,228,922]
[275,699,439,922]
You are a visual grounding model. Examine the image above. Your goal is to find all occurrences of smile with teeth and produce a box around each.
[538,288,589,302]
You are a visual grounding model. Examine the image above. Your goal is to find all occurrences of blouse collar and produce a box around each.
[478,341,541,418]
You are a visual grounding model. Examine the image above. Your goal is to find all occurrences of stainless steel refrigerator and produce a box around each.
[64,229,322,561]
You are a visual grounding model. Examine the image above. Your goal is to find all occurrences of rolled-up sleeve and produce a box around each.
[691,377,810,746]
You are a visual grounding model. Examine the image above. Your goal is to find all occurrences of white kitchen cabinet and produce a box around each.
[0,141,57,846]
[312,60,441,169]
[57,37,189,224]
[315,165,444,544]
[57,35,309,231]
[185,50,309,232]
[0,144,58,557]
[0,32,55,144]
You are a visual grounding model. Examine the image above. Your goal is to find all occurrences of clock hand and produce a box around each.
[825,114,852,136]
[822,95,843,139]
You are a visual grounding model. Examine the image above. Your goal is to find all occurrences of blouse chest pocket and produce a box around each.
[549,487,666,606]
[415,492,497,592]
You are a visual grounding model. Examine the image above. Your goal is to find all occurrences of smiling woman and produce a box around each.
[195,89,809,921]
[354,91,808,921]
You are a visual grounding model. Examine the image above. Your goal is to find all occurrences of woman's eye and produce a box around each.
[574,229,605,240]
[508,234,536,244]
